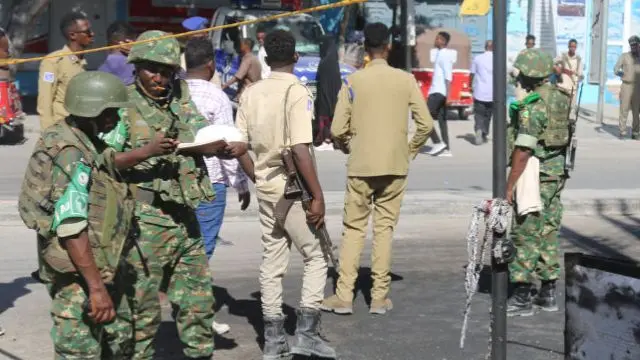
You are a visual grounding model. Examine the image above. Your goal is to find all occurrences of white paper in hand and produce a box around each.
[178,124,244,149]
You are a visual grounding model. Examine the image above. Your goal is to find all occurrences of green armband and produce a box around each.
[51,163,91,232]
[99,115,128,151]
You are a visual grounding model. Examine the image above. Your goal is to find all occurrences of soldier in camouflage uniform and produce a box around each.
[505,49,571,317]
[18,71,175,359]
[101,30,243,359]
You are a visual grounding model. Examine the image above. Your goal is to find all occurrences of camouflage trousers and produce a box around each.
[133,202,215,359]
[509,179,566,283]
[47,246,153,360]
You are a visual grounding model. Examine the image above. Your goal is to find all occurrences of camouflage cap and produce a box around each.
[513,49,554,78]
[629,36,640,45]
[64,71,131,118]
[127,30,181,67]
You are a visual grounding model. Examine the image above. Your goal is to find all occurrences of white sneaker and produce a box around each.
[213,321,230,335]
[427,143,447,156]
[437,150,453,157]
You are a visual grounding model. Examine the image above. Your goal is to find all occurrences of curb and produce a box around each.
[3,189,640,226]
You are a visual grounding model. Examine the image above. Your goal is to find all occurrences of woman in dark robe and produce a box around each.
[314,35,342,149]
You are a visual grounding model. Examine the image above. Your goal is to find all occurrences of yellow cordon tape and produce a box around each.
[0,0,367,66]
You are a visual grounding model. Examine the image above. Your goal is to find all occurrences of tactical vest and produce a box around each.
[18,122,135,284]
[507,85,570,159]
[125,80,214,209]
[536,85,571,148]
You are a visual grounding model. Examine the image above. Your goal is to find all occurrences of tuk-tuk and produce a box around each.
[0,69,25,143]
[412,28,473,120]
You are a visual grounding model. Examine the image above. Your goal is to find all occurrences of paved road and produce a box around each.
[2,106,640,219]
[1,213,640,359]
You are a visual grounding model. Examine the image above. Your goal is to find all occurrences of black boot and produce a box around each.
[507,283,534,317]
[263,315,291,360]
[290,308,337,359]
[533,280,559,312]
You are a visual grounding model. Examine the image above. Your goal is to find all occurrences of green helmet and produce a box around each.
[127,30,181,67]
[64,71,131,118]
[513,49,554,78]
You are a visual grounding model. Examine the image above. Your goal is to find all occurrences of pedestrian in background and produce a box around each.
[614,35,640,139]
[425,31,453,157]
[184,37,251,335]
[222,38,262,100]
[555,39,584,118]
[181,16,223,87]
[322,22,433,315]
[470,40,493,145]
[98,21,137,85]
[256,25,271,79]
[37,11,93,131]
[314,35,341,150]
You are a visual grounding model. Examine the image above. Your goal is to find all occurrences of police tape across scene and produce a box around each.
[0,0,368,67]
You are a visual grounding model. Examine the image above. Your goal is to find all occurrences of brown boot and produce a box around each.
[369,298,393,315]
[320,295,353,314]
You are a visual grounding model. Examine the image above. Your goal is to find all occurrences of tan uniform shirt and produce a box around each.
[614,52,640,83]
[555,52,583,92]
[331,59,433,177]
[236,72,314,202]
[37,45,87,130]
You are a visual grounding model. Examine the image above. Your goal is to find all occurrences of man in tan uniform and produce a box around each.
[235,29,336,360]
[37,11,93,130]
[555,39,584,117]
[321,22,433,315]
[510,34,536,101]
[614,36,640,139]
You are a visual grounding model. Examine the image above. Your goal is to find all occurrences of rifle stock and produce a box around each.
[279,148,339,268]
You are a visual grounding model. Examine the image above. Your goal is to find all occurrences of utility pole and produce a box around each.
[595,0,609,125]
[404,0,415,72]
[491,0,508,358]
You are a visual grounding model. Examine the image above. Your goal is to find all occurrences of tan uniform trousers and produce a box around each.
[335,175,408,302]
[258,199,328,317]
[618,81,640,136]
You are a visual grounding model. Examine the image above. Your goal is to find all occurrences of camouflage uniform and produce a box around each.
[506,49,571,316]
[109,30,215,359]
[19,72,151,359]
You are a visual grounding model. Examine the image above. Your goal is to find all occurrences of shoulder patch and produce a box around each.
[307,98,313,111]
[43,72,55,83]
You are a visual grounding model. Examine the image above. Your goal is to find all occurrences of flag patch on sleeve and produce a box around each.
[43,72,55,83]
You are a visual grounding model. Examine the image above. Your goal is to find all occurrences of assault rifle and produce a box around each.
[273,148,339,269]
[565,85,579,171]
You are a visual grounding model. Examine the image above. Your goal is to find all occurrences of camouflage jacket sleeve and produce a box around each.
[181,97,209,132]
[118,109,160,176]
[514,101,547,151]
[51,146,88,238]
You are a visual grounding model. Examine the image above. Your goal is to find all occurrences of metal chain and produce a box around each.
[459,199,512,357]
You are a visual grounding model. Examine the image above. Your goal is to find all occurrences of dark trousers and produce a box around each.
[427,93,449,148]
[473,99,494,136]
